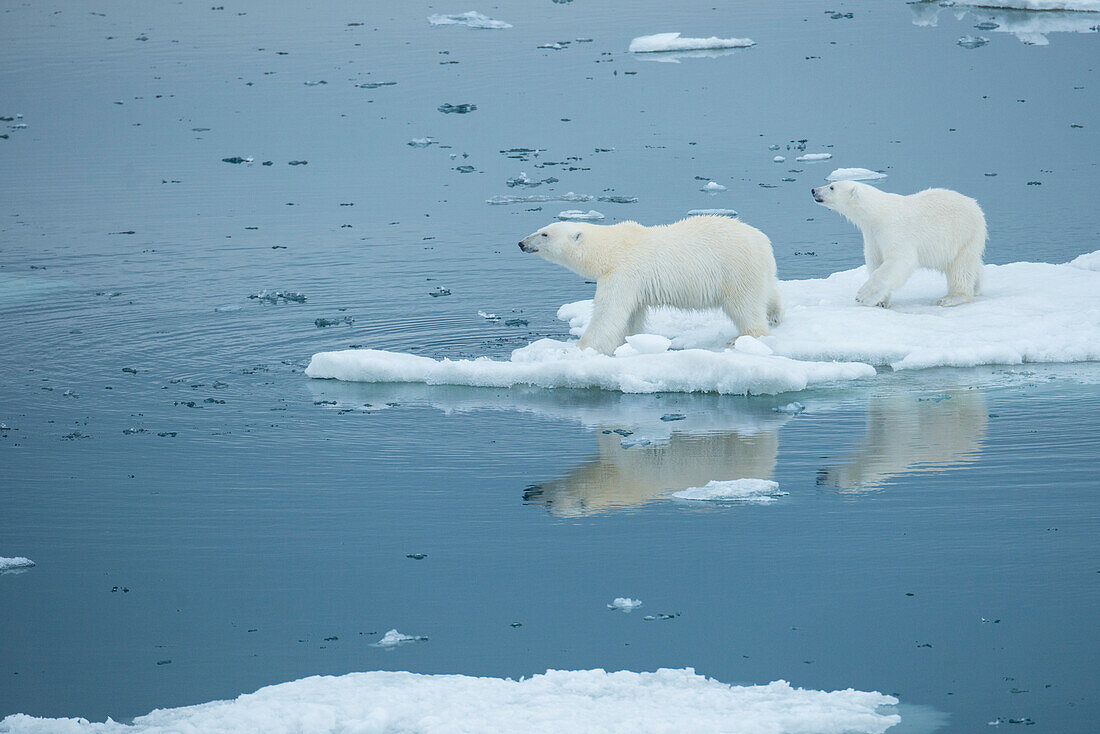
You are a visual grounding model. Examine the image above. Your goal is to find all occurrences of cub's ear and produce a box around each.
[571,231,583,241]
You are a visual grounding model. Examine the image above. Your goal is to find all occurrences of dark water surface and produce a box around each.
[1,1,1098,732]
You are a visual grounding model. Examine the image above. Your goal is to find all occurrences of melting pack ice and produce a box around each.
[427,11,512,29]
[0,669,901,734]
[673,478,787,503]
[827,168,887,182]
[628,33,756,53]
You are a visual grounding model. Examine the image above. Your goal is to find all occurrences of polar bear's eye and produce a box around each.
[829,185,834,190]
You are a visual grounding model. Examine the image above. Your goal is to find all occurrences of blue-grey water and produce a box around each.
[1,1,1098,732]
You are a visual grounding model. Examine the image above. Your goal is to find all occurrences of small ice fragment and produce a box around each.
[222,156,253,164]
[974,22,999,31]
[608,598,644,612]
[773,155,786,163]
[597,195,638,203]
[732,335,773,355]
[250,289,306,304]
[629,33,755,53]
[796,153,832,162]
[701,181,726,192]
[660,413,687,422]
[673,478,786,503]
[826,167,887,182]
[374,629,427,647]
[538,42,565,50]
[0,557,35,572]
[768,144,781,151]
[408,138,435,148]
[429,287,451,297]
[774,402,805,414]
[487,192,594,205]
[477,310,500,320]
[688,208,738,217]
[438,103,477,114]
[957,35,989,49]
[625,334,671,354]
[557,209,605,221]
[428,12,512,29]
[303,80,327,86]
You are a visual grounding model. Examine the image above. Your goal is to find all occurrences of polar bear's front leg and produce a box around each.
[578,276,639,355]
[856,256,916,308]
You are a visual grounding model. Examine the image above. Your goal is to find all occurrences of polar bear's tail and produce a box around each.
[766,286,784,328]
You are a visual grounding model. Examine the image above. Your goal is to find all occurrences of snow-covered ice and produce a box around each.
[608,597,644,611]
[796,153,833,162]
[629,32,756,53]
[687,208,738,217]
[374,629,426,648]
[1070,251,1100,271]
[673,478,787,503]
[827,168,888,182]
[0,669,901,734]
[773,155,786,163]
[428,11,512,29]
[557,210,605,221]
[0,557,35,572]
[307,255,1099,395]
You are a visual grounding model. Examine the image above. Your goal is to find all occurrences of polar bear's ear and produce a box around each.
[848,185,859,200]
[571,231,583,241]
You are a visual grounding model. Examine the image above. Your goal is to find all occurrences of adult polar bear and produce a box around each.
[812,180,986,308]
[519,216,782,355]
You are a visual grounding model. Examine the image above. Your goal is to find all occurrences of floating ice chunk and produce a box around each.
[438,103,477,114]
[1069,250,1100,271]
[629,32,756,53]
[687,208,738,217]
[614,334,672,357]
[701,181,726,192]
[0,669,902,733]
[557,209,605,221]
[407,137,435,148]
[957,35,990,48]
[673,478,786,503]
[827,167,888,182]
[773,155,786,163]
[608,597,644,611]
[250,289,306,304]
[487,192,594,205]
[732,335,773,356]
[375,629,427,648]
[0,557,35,572]
[796,153,833,162]
[478,310,501,320]
[774,402,806,414]
[598,195,638,204]
[538,42,565,50]
[428,11,512,29]
[507,171,558,188]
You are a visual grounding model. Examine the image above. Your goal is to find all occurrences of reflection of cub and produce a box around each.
[817,390,987,491]
[524,429,777,516]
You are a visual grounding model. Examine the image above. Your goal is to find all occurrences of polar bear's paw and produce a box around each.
[856,282,891,309]
[937,294,973,307]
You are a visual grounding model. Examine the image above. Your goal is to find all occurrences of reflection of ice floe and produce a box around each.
[827,168,887,182]
[672,478,786,503]
[908,1,1100,45]
[0,669,901,733]
[817,389,988,491]
[428,11,512,29]
[629,32,755,53]
[635,48,748,63]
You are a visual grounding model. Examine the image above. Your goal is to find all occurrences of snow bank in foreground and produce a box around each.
[0,669,901,734]
[827,168,887,182]
[307,255,1099,395]
[673,478,786,502]
[428,11,512,29]
[0,557,35,572]
[629,33,755,53]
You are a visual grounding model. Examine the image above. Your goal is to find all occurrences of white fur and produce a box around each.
[812,180,987,308]
[519,216,783,355]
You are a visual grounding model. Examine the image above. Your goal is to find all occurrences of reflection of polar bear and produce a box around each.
[524,429,778,516]
[816,390,988,491]
[519,216,783,354]
[812,181,986,308]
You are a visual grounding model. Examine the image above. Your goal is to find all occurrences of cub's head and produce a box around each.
[811,179,863,213]
[518,222,587,267]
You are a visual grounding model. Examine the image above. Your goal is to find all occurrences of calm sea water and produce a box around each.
[1,1,1097,732]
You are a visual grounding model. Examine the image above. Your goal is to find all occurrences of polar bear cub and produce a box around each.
[519,216,783,355]
[812,180,986,307]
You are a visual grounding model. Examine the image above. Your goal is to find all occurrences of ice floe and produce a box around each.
[796,153,833,162]
[487,192,593,205]
[428,11,512,29]
[0,557,35,572]
[374,629,427,648]
[687,208,738,217]
[672,478,786,503]
[629,32,756,53]
[0,669,901,734]
[827,168,887,182]
[608,597,644,611]
[701,181,726,192]
[308,254,1100,396]
[556,210,605,221]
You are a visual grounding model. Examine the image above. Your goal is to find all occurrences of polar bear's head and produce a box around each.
[519,222,591,272]
[811,180,865,214]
